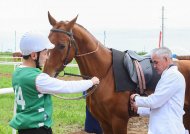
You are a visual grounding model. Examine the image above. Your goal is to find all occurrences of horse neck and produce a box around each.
[73,26,112,77]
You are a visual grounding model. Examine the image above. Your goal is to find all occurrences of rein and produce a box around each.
[52,71,98,100]
[52,85,98,100]
[53,62,112,100]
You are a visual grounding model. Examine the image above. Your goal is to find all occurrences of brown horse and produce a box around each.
[44,12,190,133]
[176,60,190,130]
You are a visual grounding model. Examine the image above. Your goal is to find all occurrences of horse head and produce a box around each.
[44,12,111,78]
[44,12,78,77]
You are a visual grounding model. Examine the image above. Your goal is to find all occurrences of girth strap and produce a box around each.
[134,60,146,94]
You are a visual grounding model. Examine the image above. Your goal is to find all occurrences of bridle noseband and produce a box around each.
[50,28,99,78]
[51,28,78,64]
[51,28,78,77]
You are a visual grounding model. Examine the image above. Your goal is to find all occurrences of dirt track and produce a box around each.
[127,117,148,134]
[70,117,148,134]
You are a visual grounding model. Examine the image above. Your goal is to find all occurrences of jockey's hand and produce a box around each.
[91,77,100,85]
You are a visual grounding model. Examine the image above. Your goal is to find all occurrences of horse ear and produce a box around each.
[48,11,57,26]
[67,15,78,29]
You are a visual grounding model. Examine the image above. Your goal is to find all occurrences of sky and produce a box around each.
[0,0,190,53]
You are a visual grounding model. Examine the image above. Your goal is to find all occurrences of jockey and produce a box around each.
[9,31,100,134]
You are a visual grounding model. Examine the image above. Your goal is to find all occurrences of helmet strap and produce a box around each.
[35,52,42,70]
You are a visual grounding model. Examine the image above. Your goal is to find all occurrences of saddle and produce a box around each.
[123,50,153,94]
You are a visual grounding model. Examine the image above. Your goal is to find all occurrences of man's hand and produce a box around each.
[130,94,139,102]
[130,94,139,113]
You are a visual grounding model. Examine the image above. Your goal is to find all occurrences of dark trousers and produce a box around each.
[85,106,103,134]
[18,127,52,134]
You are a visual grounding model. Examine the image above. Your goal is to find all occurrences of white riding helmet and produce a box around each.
[20,31,54,56]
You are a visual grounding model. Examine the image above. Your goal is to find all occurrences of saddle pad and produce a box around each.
[111,49,136,92]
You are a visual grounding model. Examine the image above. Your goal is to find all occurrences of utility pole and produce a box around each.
[162,6,164,47]
[14,31,17,52]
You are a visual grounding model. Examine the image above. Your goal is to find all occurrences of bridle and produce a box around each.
[50,28,99,78]
[49,28,100,100]
[51,28,78,75]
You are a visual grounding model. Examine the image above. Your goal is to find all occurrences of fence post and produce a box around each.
[12,95,17,134]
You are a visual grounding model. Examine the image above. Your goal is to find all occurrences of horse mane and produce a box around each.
[74,23,98,41]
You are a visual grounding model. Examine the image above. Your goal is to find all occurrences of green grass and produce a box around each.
[0,65,14,74]
[52,95,86,133]
[0,63,86,134]
[0,52,12,57]
[0,94,14,134]
[0,78,12,88]
[0,94,86,134]
[0,65,14,88]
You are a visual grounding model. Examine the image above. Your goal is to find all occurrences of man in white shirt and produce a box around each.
[9,31,99,134]
[130,47,188,134]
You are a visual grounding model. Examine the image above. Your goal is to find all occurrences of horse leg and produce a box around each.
[101,122,114,134]
[107,93,130,134]
[183,80,190,131]
[111,116,128,134]
[184,105,190,131]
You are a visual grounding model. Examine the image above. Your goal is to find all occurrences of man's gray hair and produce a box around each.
[151,47,172,59]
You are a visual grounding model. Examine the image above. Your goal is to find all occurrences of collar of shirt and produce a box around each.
[161,65,177,76]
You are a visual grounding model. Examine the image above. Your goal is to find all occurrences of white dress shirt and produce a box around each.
[36,73,93,94]
[135,66,187,134]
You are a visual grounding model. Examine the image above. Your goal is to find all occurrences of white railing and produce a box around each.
[0,88,14,94]
[0,61,22,65]
[0,57,22,59]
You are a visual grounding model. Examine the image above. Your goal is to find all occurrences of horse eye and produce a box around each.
[58,44,65,49]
